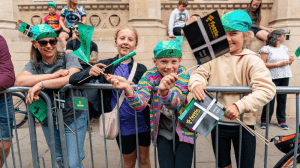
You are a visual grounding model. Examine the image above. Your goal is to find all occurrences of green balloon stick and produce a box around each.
[106,51,136,68]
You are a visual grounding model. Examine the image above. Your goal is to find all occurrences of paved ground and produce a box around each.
[4,118,299,168]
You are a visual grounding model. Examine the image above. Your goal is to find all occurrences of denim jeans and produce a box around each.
[42,110,87,168]
[0,96,13,140]
[261,78,289,124]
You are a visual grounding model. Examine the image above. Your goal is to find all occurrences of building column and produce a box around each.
[0,0,20,38]
[269,0,300,117]
[128,0,167,66]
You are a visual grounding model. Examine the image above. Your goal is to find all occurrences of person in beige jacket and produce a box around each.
[189,10,276,168]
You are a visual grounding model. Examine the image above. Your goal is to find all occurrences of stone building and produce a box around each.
[0,0,299,118]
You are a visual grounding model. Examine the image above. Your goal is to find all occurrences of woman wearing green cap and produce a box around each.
[106,41,196,168]
[15,24,87,168]
[189,10,276,168]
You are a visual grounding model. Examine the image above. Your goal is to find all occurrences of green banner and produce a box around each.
[72,24,94,63]
[74,98,87,110]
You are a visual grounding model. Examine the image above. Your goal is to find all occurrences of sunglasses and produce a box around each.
[37,39,57,47]
[74,27,78,30]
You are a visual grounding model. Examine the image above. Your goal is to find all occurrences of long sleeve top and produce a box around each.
[168,8,190,36]
[189,49,276,125]
[0,35,15,93]
[126,65,196,144]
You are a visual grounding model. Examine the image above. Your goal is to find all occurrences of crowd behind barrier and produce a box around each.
[0,84,300,168]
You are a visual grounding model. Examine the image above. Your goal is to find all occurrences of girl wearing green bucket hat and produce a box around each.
[189,10,276,168]
[15,24,87,168]
[106,41,196,168]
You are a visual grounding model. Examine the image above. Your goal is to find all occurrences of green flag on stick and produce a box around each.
[72,24,94,63]
[295,46,300,57]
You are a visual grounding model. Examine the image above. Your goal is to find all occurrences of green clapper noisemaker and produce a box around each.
[78,50,136,83]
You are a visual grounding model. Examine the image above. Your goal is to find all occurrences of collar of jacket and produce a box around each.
[226,49,260,57]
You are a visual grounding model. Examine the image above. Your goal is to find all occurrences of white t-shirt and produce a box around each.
[259,45,292,79]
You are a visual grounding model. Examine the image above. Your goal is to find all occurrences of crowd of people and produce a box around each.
[0,0,295,167]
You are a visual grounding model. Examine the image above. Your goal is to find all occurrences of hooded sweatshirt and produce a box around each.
[189,49,276,125]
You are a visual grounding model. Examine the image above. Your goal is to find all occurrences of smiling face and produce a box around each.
[32,37,57,60]
[251,0,261,12]
[115,28,138,57]
[48,6,56,15]
[153,57,181,77]
[226,31,248,55]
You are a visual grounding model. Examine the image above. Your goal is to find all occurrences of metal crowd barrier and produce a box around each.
[0,86,56,168]
[1,85,300,167]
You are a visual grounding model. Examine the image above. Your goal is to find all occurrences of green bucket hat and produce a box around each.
[47,2,57,8]
[31,24,57,41]
[221,10,252,32]
[154,41,182,58]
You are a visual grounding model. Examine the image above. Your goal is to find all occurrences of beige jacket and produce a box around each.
[188,49,276,125]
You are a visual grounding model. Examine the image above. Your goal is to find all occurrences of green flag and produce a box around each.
[72,24,94,63]
[295,46,300,57]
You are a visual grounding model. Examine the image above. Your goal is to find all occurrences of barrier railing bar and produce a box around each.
[264,103,270,168]
[10,93,23,168]
[172,111,175,154]
[85,89,94,168]
[100,90,108,168]
[70,89,82,168]
[39,91,56,168]
[152,91,157,168]
[135,110,139,168]
[4,93,16,168]
[57,95,69,168]
[293,94,299,167]
[215,92,219,168]
[238,94,243,168]
[25,92,40,168]
[116,90,123,168]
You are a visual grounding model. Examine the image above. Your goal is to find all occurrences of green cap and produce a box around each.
[154,41,182,58]
[47,2,57,8]
[31,24,57,41]
[221,10,252,32]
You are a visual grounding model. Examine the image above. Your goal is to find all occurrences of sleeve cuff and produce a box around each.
[125,91,137,101]
[234,101,245,114]
[189,81,204,92]
[158,89,172,102]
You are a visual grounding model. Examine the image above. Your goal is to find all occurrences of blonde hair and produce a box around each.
[114,24,139,44]
[67,0,78,9]
[243,31,250,49]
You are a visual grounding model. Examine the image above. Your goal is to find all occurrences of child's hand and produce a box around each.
[89,63,106,77]
[224,104,240,120]
[192,84,206,101]
[169,34,175,38]
[106,75,134,96]
[158,73,178,96]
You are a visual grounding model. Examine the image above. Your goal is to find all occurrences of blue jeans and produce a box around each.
[42,111,87,168]
[0,96,13,140]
